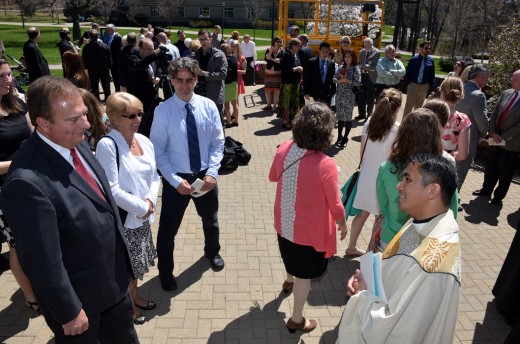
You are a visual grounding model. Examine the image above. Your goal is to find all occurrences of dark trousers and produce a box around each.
[110,65,120,92]
[89,71,111,101]
[42,293,138,344]
[358,73,376,117]
[245,57,256,85]
[482,146,520,201]
[157,172,221,276]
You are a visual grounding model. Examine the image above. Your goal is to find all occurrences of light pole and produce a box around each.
[221,3,226,36]
[271,0,275,42]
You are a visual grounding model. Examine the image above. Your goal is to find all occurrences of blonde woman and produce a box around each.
[96,92,160,325]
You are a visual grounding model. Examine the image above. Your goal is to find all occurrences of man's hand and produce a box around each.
[304,94,310,100]
[176,180,193,195]
[197,69,206,77]
[201,175,217,192]
[62,309,89,336]
[491,132,503,144]
[346,269,367,297]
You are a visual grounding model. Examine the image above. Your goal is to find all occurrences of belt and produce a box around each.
[177,169,208,178]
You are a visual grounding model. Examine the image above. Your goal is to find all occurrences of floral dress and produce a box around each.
[333,65,361,121]
[442,111,471,152]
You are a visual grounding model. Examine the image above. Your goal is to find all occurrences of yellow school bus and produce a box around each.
[278,0,385,54]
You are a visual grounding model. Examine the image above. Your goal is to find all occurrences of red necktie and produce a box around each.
[498,91,518,130]
[70,148,106,202]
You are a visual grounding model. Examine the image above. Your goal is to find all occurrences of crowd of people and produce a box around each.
[0,22,519,344]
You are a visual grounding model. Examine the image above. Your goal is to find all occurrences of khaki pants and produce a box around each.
[402,82,430,118]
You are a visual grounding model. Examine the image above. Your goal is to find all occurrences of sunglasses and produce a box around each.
[341,41,350,44]
[122,112,144,119]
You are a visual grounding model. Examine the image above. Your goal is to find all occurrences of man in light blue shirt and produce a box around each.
[150,57,225,291]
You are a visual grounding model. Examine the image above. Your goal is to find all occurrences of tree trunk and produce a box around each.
[72,12,81,41]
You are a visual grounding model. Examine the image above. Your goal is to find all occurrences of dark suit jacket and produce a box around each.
[490,88,520,152]
[2,133,133,324]
[358,47,380,84]
[109,34,123,68]
[82,40,111,74]
[23,39,50,83]
[127,47,158,113]
[303,57,336,103]
[298,45,315,70]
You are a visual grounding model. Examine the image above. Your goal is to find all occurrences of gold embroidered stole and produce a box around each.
[382,211,461,283]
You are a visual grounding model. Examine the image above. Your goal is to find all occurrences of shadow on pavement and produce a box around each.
[139,257,210,320]
[0,289,40,341]
[206,295,299,344]
[473,301,511,343]
[463,197,502,226]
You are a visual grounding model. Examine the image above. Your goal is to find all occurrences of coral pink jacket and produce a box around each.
[269,140,346,257]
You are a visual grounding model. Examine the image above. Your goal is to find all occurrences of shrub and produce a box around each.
[189,20,212,28]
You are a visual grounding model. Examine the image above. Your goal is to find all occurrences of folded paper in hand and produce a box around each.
[360,251,388,303]
[487,137,506,146]
[190,178,208,198]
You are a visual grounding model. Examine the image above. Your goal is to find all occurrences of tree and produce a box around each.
[489,16,520,97]
[155,0,184,27]
[63,0,101,40]
[243,0,265,39]
[43,0,62,23]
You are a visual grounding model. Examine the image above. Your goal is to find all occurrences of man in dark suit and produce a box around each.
[1,76,138,343]
[82,29,112,101]
[473,69,520,205]
[356,38,380,120]
[298,34,315,71]
[105,24,123,92]
[23,27,50,83]
[303,42,336,104]
[57,27,77,77]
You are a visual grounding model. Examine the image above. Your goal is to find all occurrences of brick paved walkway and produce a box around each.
[0,86,517,343]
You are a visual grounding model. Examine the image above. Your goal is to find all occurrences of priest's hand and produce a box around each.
[347,269,367,297]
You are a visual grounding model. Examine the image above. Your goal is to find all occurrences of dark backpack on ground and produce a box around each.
[225,136,252,165]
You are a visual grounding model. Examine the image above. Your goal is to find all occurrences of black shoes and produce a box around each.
[354,114,366,120]
[209,254,225,271]
[160,274,178,292]
[490,198,503,205]
[472,189,492,197]
[134,313,146,325]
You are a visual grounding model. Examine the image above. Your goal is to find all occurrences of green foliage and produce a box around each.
[439,57,455,73]
[489,16,520,97]
[188,20,212,28]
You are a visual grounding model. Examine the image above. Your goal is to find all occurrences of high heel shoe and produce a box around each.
[282,280,294,294]
[286,317,317,333]
[25,300,41,314]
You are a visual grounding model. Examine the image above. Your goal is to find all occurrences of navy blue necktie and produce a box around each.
[185,103,201,173]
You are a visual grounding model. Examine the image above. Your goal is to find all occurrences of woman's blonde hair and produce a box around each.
[440,76,464,103]
[105,92,143,124]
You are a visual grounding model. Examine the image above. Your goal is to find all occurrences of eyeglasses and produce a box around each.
[122,112,144,119]
[455,63,462,66]
[341,41,350,44]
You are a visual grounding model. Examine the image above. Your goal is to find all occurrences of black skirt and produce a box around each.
[277,234,328,279]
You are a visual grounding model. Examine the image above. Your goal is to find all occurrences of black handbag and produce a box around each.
[219,146,239,174]
[224,136,252,165]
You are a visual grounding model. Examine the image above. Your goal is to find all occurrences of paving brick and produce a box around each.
[0,85,516,342]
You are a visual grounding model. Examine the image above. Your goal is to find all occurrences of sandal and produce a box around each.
[345,247,366,257]
[25,300,41,314]
[133,313,146,325]
[135,300,157,311]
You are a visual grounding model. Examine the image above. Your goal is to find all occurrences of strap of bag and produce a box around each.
[357,137,369,171]
[101,135,120,170]
[278,151,318,181]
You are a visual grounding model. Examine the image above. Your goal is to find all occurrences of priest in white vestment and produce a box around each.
[338,153,461,344]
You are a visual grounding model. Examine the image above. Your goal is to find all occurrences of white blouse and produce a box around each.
[96,130,161,229]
